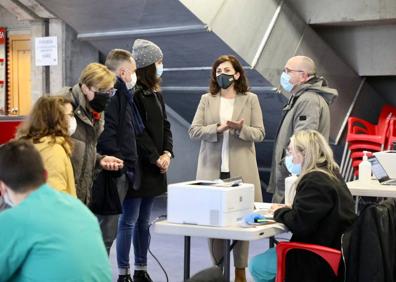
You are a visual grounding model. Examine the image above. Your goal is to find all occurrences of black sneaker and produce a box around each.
[117,274,133,282]
[133,270,153,282]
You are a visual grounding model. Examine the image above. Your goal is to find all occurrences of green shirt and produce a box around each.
[0,184,111,281]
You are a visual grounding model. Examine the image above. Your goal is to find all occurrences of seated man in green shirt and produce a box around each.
[0,140,111,282]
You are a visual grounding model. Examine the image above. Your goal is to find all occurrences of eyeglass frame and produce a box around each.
[94,88,117,97]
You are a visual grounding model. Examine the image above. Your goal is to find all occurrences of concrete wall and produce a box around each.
[1,6,99,100]
[0,6,31,30]
[165,106,200,184]
[47,20,99,93]
[366,77,396,106]
[0,6,43,106]
[63,23,99,88]
[180,0,383,143]
[316,24,396,76]
[286,0,396,25]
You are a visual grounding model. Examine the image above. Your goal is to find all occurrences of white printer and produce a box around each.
[374,151,396,178]
[167,180,254,227]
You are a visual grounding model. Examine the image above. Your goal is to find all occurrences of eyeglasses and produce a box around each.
[95,88,117,97]
[284,67,305,74]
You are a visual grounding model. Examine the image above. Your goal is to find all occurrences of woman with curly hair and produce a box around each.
[16,95,77,197]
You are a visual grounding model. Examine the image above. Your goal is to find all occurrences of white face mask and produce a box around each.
[126,72,137,90]
[68,116,77,136]
[156,63,164,78]
[3,192,15,208]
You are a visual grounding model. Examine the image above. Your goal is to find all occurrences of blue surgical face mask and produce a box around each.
[285,155,302,175]
[156,63,164,77]
[280,72,294,92]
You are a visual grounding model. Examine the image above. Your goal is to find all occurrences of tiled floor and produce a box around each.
[109,196,278,282]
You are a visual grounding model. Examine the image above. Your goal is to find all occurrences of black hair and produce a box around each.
[0,140,46,192]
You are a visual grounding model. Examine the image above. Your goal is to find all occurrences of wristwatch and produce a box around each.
[163,151,172,158]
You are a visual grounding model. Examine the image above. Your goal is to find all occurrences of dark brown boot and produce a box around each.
[235,267,247,282]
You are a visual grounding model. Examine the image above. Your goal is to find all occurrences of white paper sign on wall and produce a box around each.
[35,36,58,66]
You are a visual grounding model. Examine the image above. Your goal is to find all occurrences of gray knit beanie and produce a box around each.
[131,39,163,69]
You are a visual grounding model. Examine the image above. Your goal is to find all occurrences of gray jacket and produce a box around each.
[267,77,338,203]
[57,84,104,204]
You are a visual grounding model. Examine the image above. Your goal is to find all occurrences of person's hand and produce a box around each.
[270,203,288,213]
[160,154,171,168]
[100,156,124,171]
[226,119,244,130]
[156,157,165,169]
[243,213,265,225]
[216,123,229,133]
[156,154,171,174]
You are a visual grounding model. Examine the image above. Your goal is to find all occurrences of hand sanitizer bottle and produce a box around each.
[359,151,372,181]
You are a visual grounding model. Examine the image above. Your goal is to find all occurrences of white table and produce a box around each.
[154,220,286,281]
[347,179,396,211]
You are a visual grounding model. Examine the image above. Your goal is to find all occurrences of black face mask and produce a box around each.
[216,73,235,89]
[89,92,110,112]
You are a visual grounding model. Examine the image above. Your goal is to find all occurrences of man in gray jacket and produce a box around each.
[267,56,338,203]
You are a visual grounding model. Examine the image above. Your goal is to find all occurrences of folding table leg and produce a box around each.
[184,236,191,281]
[223,239,231,281]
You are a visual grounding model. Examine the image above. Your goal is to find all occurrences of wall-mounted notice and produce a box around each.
[35,36,58,66]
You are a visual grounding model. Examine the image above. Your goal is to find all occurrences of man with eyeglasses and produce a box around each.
[92,49,144,256]
[57,63,124,205]
[267,56,338,203]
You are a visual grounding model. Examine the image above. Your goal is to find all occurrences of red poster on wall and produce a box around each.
[0,27,5,44]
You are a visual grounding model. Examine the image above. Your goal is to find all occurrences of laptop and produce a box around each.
[368,156,396,185]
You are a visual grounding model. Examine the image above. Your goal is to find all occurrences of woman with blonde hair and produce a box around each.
[249,130,356,282]
[17,95,77,196]
[57,62,124,204]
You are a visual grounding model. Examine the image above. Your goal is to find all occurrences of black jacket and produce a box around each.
[342,199,396,282]
[97,77,138,187]
[126,83,173,198]
[274,171,356,282]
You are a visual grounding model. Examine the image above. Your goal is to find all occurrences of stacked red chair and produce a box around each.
[344,104,396,179]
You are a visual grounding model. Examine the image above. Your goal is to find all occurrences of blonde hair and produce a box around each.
[16,95,73,156]
[290,130,339,186]
[79,63,116,91]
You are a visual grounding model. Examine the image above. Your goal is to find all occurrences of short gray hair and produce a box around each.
[105,49,133,72]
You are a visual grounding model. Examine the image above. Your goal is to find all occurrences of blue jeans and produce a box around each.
[116,196,155,270]
[248,247,277,282]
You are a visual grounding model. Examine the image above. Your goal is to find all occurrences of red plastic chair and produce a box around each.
[275,242,341,282]
[386,118,396,150]
[347,113,392,147]
[0,119,23,144]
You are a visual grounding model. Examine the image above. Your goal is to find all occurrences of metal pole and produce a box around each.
[184,236,191,281]
[44,18,50,94]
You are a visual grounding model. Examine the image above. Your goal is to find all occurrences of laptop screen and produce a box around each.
[368,156,390,182]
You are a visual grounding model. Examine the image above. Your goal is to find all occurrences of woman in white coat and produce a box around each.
[189,55,265,282]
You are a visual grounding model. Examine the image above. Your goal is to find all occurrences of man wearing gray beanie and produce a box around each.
[132,39,163,69]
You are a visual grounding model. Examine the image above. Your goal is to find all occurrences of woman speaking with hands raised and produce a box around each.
[189,55,265,282]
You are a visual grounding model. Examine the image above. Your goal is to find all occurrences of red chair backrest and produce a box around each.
[378,104,396,124]
[275,242,341,282]
[0,119,23,144]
